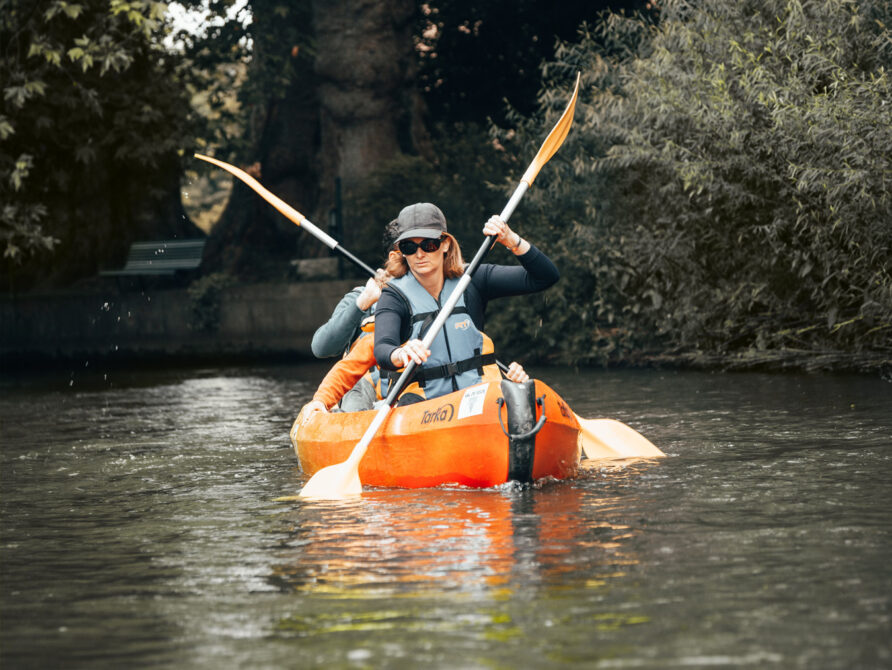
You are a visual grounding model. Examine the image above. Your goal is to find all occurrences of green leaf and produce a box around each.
[10,154,34,191]
[63,3,84,19]
[75,145,96,165]
[25,80,47,97]
[3,86,29,108]
[0,116,14,139]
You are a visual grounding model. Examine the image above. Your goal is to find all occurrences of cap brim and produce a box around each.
[395,228,442,243]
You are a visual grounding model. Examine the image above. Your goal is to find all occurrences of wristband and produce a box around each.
[508,233,523,252]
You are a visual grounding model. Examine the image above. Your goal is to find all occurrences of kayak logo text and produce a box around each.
[421,403,455,425]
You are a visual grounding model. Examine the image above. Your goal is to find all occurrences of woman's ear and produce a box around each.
[440,237,451,254]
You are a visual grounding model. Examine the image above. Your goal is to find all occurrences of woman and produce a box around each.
[373,202,559,403]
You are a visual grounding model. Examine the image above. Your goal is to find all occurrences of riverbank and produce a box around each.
[0,279,356,370]
[639,349,891,377]
[2,280,888,376]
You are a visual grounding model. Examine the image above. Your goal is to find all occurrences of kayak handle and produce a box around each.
[497,394,547,441]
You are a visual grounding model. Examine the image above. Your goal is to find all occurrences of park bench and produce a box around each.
[100,239,206,278]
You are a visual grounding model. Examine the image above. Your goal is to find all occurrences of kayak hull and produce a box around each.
[293,380,581,488]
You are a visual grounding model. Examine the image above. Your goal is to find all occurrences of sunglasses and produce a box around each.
[398,237,444,255]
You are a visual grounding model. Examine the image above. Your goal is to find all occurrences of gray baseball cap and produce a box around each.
[394,203,447,243]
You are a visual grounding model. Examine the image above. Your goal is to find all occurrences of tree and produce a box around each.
[197,0,659,278]
[417,0,652,125]
[0,0,199,290]
[197,0,429,278]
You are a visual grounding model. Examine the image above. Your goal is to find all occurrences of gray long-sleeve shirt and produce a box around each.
[310,287,373,358]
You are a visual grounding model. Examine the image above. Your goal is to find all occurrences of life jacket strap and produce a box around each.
[384,352,496,387]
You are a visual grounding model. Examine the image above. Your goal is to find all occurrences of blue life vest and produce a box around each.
[383,273,496,400]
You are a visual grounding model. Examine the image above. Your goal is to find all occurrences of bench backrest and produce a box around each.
[122,239,206,271]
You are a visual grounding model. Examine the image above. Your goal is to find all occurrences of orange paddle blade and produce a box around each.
[576,416,666,460]
[521,72,581,187]
[195,153,314,232]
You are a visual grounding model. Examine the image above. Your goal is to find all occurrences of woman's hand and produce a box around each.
[504,361,529,383]
[299,399,328,426]
[355,269,390,310]
[483,215,526,254]
[391,339,431,367]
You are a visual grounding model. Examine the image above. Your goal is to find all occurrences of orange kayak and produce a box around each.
[293,379,581,488]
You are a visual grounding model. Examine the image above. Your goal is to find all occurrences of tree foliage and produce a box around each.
[416,0,651,125]
[1,0,197,288]
[490,0,891,366]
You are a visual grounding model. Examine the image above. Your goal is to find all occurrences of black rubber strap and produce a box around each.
[385,352,497,384]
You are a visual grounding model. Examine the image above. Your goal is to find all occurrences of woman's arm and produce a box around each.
[310,287,366,358]
[310,336,377,408]
[474,215,560,300]
[473,244,560,301]
[373,286,411,371]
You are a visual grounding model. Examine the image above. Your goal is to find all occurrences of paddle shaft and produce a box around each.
[194,154,377,277]
[296,215,377,277]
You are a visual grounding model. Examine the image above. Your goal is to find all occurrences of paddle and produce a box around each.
[575,417,665,459]
[193,154,377,277]
[297,73,582,500]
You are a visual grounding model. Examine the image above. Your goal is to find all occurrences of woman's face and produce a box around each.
[403,236,450,280]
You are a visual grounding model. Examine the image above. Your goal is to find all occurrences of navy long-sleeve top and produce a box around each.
[374,243,559,370]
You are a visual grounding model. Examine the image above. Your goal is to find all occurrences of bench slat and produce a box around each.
[100,239,206,277]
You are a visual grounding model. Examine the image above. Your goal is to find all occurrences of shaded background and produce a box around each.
[1,0,889,370]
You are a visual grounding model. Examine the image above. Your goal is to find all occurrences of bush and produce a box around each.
[495,0,892,366]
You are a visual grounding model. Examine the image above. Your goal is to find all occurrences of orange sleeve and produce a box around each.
[312,336,377,409]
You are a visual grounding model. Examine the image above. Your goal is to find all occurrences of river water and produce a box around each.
[1,363,889,669]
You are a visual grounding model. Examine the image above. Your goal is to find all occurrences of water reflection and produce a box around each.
[270,477,646,599]
[4,365,888,667]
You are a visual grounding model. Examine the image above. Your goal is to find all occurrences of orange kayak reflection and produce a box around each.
[270,484,643,596]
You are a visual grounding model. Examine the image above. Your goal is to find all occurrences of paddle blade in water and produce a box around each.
[576,416,666,460]
[297,461,363,500]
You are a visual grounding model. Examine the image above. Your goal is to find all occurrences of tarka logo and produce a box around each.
[453,319,470,330]
[421,403,455,425]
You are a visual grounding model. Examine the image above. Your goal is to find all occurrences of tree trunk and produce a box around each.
[204,0,429,279]
[313,0,428,203]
